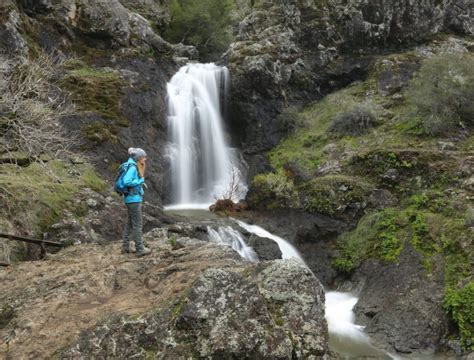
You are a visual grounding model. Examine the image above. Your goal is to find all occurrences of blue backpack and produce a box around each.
[114,162,137,196]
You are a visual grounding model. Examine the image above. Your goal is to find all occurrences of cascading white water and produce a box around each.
[234,219,303,261]
[163,62,398,359]
[166,63,246,208]
[208,226,258,262]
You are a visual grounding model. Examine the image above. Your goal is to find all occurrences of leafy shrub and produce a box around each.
[164,0,236,60]
[247,171,299,210]
[328,106,378,136]
[299,175,373,218]
[407,54,474,135]
[332,209,406,274]
[443,282,474,350]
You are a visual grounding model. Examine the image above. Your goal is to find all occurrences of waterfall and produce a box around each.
[165,63,246,208]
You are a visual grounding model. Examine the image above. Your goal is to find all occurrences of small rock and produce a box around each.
[339,184,349,192]
[437,141,456,151]
[71,157,85,165]
[86,198,98,208]
[461,177,474,191]
[382,168,400,183]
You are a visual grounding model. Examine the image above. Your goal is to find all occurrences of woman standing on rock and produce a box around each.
[121,147,151,257]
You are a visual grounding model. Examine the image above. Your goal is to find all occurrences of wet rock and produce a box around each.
[246,234,282,261]
[374,56,421,96]
[352,246,449,353]
[381,168,400,184]
[240,209,348,287]
[0,7,29,55]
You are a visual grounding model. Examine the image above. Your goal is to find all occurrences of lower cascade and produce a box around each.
[165,63,246,208]
[207,225,258,262]
[164,63,396,359]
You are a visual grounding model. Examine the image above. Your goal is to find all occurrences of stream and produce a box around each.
[163,63,447,359]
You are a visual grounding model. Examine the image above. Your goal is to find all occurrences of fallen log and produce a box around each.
[0,262,10,267]
[0,233,63,247]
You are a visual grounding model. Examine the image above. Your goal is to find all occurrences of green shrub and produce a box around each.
[332,209,406,273]
[164,0,236,60]
[247,171,299,210]
[443,283,474,350]
[299,175,373,217]
[328,106,378,136]
[406,54,474,135]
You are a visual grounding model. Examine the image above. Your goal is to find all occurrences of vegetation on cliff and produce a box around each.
[164,0,238,60]
[249,49,474,348]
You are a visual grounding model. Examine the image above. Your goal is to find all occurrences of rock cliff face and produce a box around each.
[226,0,473,174]
[0,0,197,207]
[0,229,332,359]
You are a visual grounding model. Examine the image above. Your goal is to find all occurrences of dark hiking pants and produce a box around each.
[122,202,144,252]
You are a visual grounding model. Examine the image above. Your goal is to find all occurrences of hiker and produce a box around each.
[120,147,151,257]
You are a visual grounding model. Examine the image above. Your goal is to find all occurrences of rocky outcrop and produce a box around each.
[349,246,449,354]
[226,0,473,175]
[0,229,332,359]
[0,0,197,208]
[238,210,348,287]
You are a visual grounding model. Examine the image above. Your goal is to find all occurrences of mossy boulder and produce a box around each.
[246,171,300,211]
[298,175,374,220]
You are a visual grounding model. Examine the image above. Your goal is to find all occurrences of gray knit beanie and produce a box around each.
[128,147,147,160]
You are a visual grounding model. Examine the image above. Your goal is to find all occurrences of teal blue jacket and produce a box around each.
[122,158,145,204]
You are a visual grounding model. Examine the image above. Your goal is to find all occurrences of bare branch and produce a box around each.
[0,52,77,160]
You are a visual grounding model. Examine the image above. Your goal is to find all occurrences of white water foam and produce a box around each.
[207,226,258,262]
[164,203,212,211]
[233,219,303,261]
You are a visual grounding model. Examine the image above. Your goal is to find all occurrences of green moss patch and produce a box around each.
[82,121,119,145]
[444,283,474,350]
[247,171,300,210]
[61,65,128,127]
[298,175,374,218]
[0,160,107,235]
[332,208,408,273]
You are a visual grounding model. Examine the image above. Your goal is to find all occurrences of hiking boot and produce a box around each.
[136,246,151,257]
[121,247,131,254]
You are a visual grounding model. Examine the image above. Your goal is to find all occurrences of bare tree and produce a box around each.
[0,52,76,161]
[216,166,246,201]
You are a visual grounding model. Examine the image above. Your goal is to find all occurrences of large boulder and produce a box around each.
[65,260,332,359]
[0,229,333,359]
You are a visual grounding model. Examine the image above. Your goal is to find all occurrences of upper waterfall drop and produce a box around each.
[165,63,246,208]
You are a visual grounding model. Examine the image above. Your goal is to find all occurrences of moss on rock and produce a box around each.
[61,65,128,127]
[0,160,107,236]
[247,171,299,210]
[298,175,374,218]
